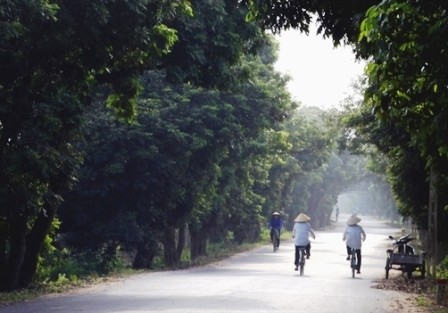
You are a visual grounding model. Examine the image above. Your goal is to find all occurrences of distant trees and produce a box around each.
[60,34,297,268]
[60,57,379,272]
[250,0,448,267]
[280,108,334,228]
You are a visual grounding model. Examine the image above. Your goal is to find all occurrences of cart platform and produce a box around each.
[390,253,423,266]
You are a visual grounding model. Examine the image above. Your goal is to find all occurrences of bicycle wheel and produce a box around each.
[351,250,357,278]
[272,229,279,252]
[421,261,426,278]
[299,249,305,276]
[406,268,413,279]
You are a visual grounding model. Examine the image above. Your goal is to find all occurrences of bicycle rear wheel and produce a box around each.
[299,248,305,276]
[351,250,357,278]
[272,229,279,252]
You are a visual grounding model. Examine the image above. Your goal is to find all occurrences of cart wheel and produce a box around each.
[421,261,426,279]
[385,259,390,279]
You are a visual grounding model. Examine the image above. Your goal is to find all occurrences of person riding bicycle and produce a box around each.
[268,212,283,248]
[292,213,315,271]
[343,214,366,274]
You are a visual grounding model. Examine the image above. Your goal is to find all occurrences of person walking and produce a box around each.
[335,206,339,222]
[292,213,316,271]
[343,214,366,274]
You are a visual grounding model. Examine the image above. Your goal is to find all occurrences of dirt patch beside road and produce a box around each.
[372,276,447,313]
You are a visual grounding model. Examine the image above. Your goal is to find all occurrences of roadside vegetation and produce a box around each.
[374,276,448,313]
[0,229,276,306]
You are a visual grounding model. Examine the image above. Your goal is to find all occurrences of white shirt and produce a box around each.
[343,225,366,249]
[292,222,315,246]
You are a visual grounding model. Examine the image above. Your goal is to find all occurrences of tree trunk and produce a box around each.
[162,225,187,266]
[189,225,208,260]
[19,208,56,288]
[3,217,27,291]
[0,221,8,289]
[307,185,324,228]
[133,240,157,269]
[162,227,180,266]
[435,160,448,264]
[428,160,448,275]
[176,225,186,261]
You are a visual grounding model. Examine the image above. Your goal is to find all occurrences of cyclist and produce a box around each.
[268,212,283,248]
[292,213,315,270]
[343,214,366,274]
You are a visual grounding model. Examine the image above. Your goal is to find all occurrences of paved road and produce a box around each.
[1,214,408,313]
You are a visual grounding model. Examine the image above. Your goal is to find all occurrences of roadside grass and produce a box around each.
[415,294,429,307]
[0,271,138,307]
[0,290,40,306]
[373,274,448,313]
[0,230,280,306]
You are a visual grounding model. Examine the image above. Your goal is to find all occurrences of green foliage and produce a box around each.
[0,289,41,306]
[248,0,447,243]
[59,26,296,268]
[163,0,266,88]
[414,295,430,308]
[360,0,448,167]
[266,107,343,229]
[437,256,448,279]
[35,243,132,290]
[34,217,128,288]
[245,0,377,45]
[0,0,192,291]
[344,96,428,226]
[344,1,448,232]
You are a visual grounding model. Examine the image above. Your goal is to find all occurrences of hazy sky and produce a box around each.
[274,28,366,110]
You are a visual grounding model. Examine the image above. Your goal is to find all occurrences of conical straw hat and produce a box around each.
[347,215,361,225]
[294,213,310,223]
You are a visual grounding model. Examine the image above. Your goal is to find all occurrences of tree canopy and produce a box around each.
[356,0,448,264]
[2,0,447,291]
[0,0,266,290]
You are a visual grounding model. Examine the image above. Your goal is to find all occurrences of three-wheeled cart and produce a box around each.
[385,251,426,279]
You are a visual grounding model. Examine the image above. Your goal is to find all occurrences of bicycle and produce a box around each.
[296,246,307,276]
[350,247,357,278]
[272,228,280,252]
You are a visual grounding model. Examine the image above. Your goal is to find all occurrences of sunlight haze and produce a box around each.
[275,28,366,110]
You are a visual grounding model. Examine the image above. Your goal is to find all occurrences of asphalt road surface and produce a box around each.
[1,214,409,313]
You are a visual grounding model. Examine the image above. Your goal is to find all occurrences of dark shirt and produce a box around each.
[269,218,283,230]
